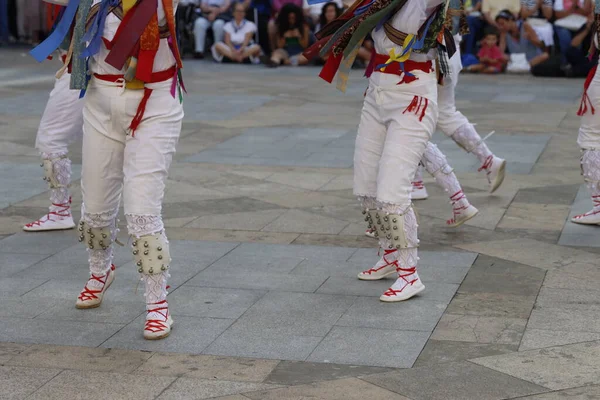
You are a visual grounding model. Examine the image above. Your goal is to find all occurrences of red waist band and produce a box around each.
[371,54,433,76]
[93,66,176,84]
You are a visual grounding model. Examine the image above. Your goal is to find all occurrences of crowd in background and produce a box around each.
[0,0,597,77]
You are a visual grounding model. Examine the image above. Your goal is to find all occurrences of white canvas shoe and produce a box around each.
[380,267,425,302]
[75,264,115,309]
[23,208,75,232]
[571,208,600,225]
[365,228,376,238]
[144,300,174,340]
[357,250,398,280]
[411,181,429,200]
[479,156,506,193]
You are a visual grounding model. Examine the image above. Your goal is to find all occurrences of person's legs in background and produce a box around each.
[193,17,210,57]
[212,18,226,44]
[464,16,484,55]
[0,0,9,44]
[555,25,573,66]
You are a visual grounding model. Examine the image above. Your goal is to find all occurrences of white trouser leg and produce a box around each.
[81,85,125,277]
[421,142,462,196]
[212,19,226,44]
[36,72,84,210]
[354,82,436,298]
[194,17,210,53]
[437,49,493,165]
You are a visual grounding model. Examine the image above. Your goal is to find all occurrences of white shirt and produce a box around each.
[223,20,257,45]
[90,0,177,75]
[302,0,343,21]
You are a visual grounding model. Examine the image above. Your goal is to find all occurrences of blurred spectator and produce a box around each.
[268,0,303,52]
[211,2,262,63]
[241,0,272,54]
[496,9,549,70]
[194,0,232,59]
[552,0,592,66]
[562,16,597,77]
[17,0,42,44]
[464,0,484,55]
[315,1,341,32]
[0,0,8,44]
[521,0,554,48]
[303,0,343,28]
[466,28,508,73]
[267,4,310,67]
[482,0,520,24]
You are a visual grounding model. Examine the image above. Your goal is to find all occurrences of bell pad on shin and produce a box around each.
[385,213,411,250]
[132,232,171,275]
[367,210,387,239]
[42,158,68,189]
[77,221,112,250]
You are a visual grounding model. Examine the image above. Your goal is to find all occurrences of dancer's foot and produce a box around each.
[23,203,75,232]
[75,264,116,309]
[446,191,479,228]
[479,155,506,193]
[411,180,429,200]
[380,266,425,302]
[357,249,398,280]
[144,300,173,340]
[571,208,600,225]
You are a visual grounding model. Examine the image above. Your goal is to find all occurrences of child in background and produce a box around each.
[468,29,508,73]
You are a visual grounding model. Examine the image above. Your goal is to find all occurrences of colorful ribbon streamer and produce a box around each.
[30,0,80,62]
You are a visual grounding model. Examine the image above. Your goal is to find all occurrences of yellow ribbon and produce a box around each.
[379,34,415,71]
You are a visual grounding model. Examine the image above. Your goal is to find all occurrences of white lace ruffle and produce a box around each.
[582,149,600,192]
[41,154,71,208]
[452,123,492,164]
[143,271,170,305]
[81,206,119,276]
[394,207,419,269]
[126,214,164,237]
[358,195,378,211]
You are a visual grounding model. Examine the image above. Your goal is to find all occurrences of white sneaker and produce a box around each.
[365,228,376,238]
[571,208,600,225]
[23,212,75,232]
[75,264,116,309]
[357,250,398,280]
[479,156,506,193]
[144,300,174,340]
[412,181,429,200]
[446,192,479,228]
[380,267,425,302]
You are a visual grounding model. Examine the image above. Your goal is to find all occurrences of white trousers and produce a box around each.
[81,78,183,223]
[437,47,469,137]
[354,77,438,210]
[194,17,226,53]
[578,66,600,150]
[36,72,84,156]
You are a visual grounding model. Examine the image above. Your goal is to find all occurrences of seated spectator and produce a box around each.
[464,0,484,55]
[268,0,304,53]
[304,0,343,28]
[563,16,597,77]
[467,28,508,73]
[496,9,550,70]
[315,2,341,33]
[241,0,272,55]
[212,3,262,63]
[482,0,521,25]
[194,0,232,59]
[552,0,593,66]
[267,4,310,67]
[520,0,554,48]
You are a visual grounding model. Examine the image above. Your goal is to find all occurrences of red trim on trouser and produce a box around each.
[93,67,176,135]
[403,96,429,122]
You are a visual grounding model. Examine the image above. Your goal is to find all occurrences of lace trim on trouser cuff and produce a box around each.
[126,214,164,238]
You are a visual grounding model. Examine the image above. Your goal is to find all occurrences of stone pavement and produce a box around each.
[1,47,600,399]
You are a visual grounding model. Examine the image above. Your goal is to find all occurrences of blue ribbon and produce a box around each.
[354,0,374,16]
[81,0,118,57]
[306,0,328,4]
[30,0,80,62]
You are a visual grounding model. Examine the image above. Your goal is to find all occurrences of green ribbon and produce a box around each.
[70,0,94,90]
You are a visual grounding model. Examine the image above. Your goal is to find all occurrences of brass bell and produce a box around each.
[157,247,162,251]
[364,216,369,222]
[384,216,389,222]
[89,245,94,249]
[87,228,92,234]
[78,226,83,232]
[137,261,142,266]
[78,236,83,242]
[102,233,107,238]
[138,268,143,273]
[386,234,391,239]
[144,250,149,255]
[144,242,149,248]
[396,245,401,249]
[158,255,163,260]
[101,246,107,250]
[394,236,399,240]
[392,218,397,223]
[362,210,366,215]
[132,241,138,247]
[148,268,154,274]
[90,234,95,238]
[161,265,166,271]
[99,241,103,246]
[133,250,139,255]
[88,240,93,245]
[393,226,398,230]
